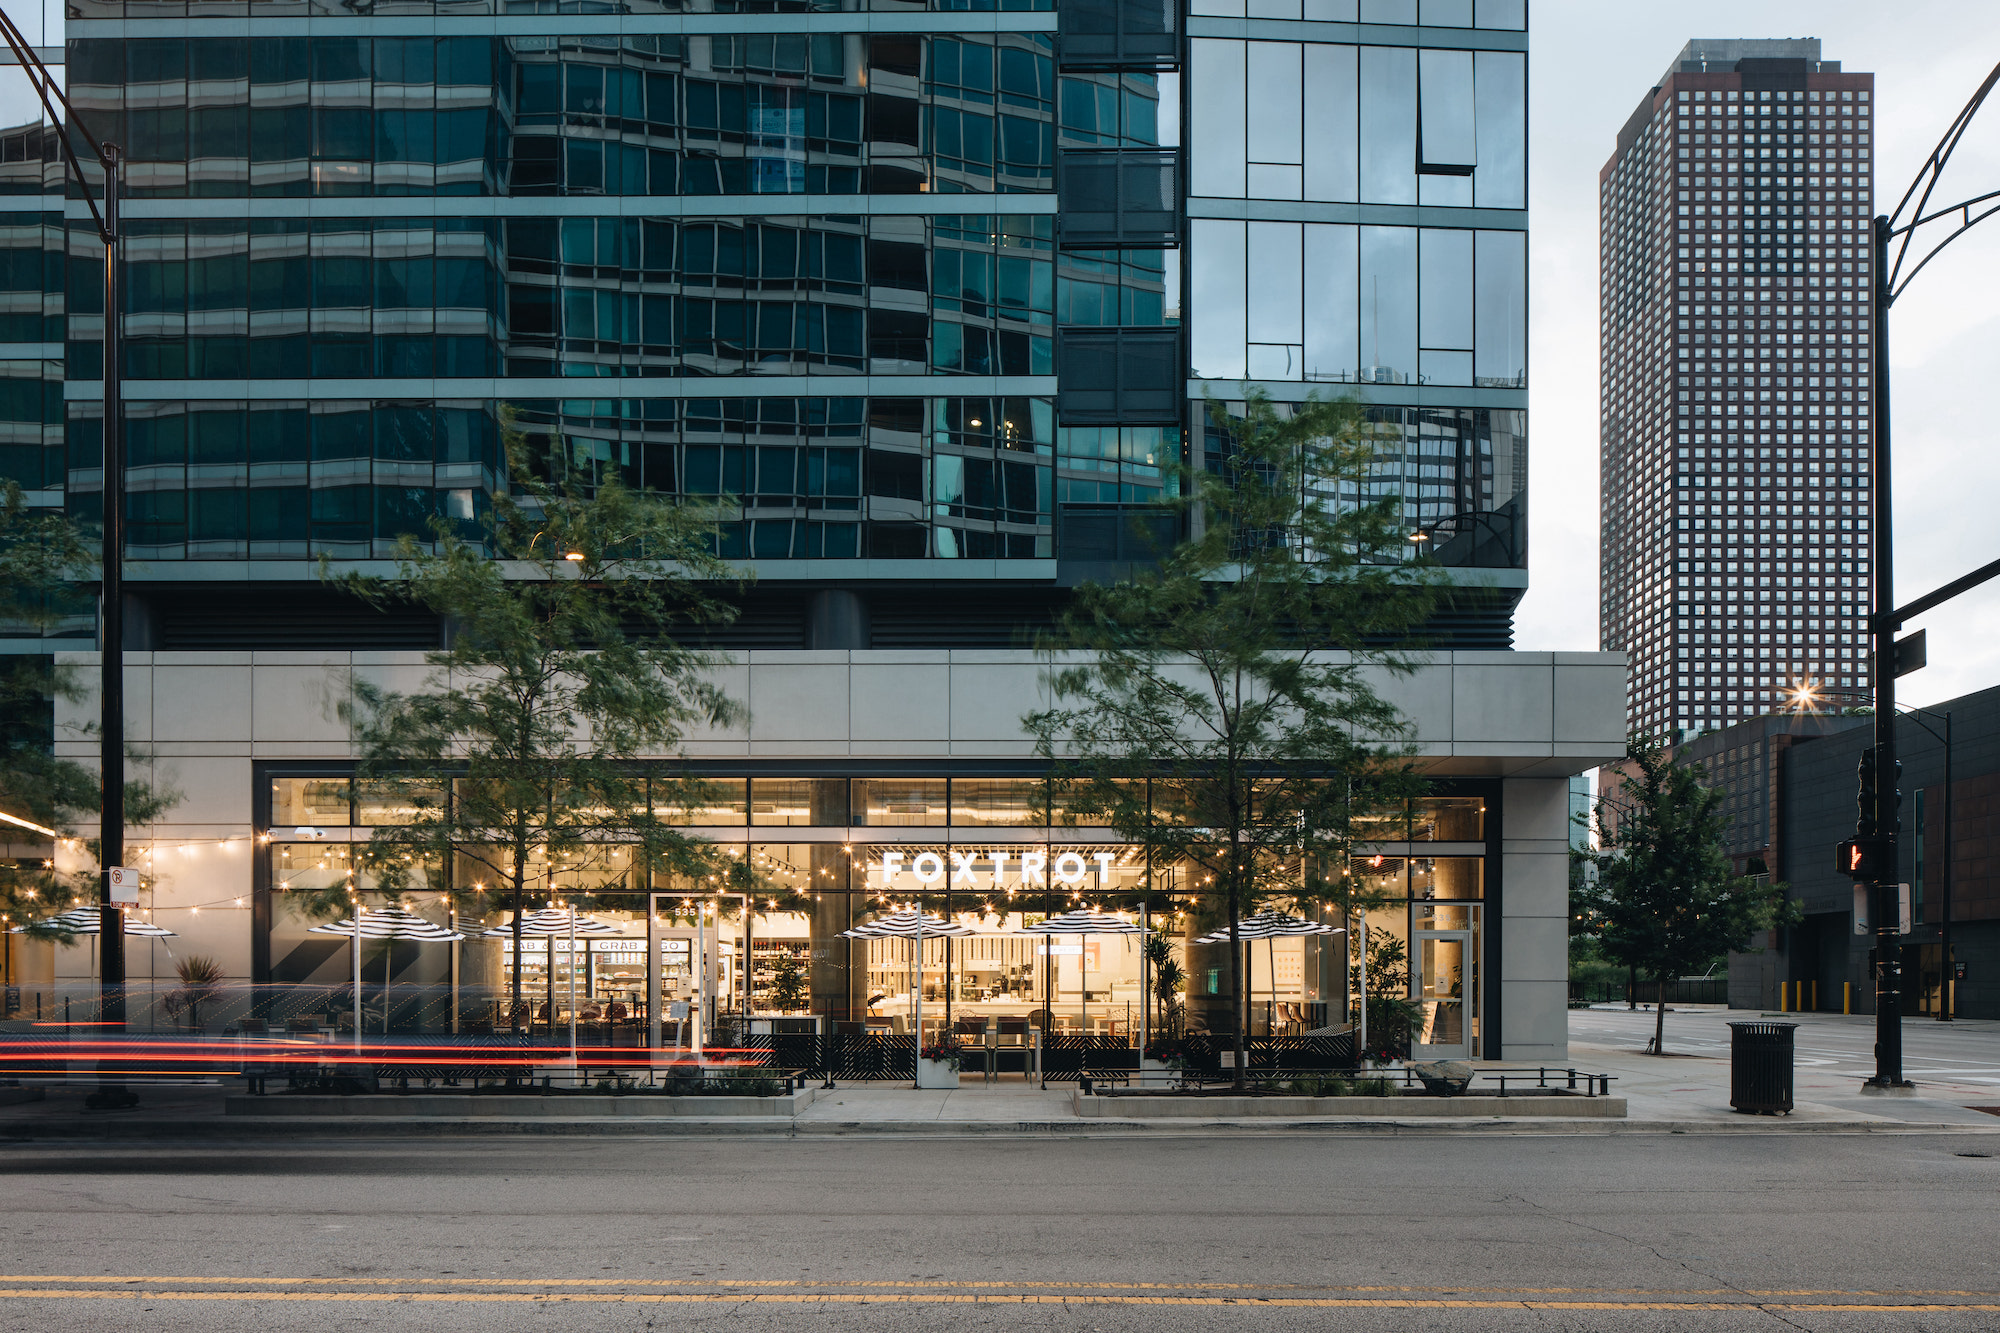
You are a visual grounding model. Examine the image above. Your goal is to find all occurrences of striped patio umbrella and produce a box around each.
[310,907,464,1044]
[11,905,177,937]
[841,910,977,1083]
[1026,909,1146,936]
[308,906,464,941]
[838,908,978,940]
[483,908,628,1067]
[1017,909,1145,1037]
[480,907,624,939]
[1192,909,1341,943]
[1194,910,1344,1042]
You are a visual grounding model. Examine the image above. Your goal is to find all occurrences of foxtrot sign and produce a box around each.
[877,851,1116,885]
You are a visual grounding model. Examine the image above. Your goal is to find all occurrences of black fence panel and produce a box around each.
[1251,1033,1356,1070]
[1041,1033,1128,1083]
[828,1033,916,1081]
[1568,978,1729,1006]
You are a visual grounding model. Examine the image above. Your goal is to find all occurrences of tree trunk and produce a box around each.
[1229,865,1245,1092]
[1651,971,1669,1055]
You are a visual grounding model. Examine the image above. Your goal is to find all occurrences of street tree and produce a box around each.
[318,419,747,1029]
[1580,734,1796,1054]
[1025,391,1442,1087]
[0,482,176,939]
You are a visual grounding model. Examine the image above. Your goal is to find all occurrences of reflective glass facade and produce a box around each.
[0,0,1524,635]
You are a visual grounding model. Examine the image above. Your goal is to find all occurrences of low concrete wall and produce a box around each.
[226,1088,816,1118]
[1073,1093,1627,1119]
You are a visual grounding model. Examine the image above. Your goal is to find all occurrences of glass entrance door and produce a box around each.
[1411,930,1476,1059]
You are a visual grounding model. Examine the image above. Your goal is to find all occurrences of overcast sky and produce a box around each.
[6,5,2000,709]
[1520,0,2000,712]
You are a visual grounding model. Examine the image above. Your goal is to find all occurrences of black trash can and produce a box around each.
[1728,1020,1797,1115]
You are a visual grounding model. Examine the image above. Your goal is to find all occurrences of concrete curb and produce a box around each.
[5,1114,1999,1141]
[222,1090,816,1118]
[1074,1092,1629,1119]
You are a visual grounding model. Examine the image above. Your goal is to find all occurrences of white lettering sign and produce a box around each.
[872,851,1122,886]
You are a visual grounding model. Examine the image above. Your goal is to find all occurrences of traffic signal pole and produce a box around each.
[1867,215,1909,1090]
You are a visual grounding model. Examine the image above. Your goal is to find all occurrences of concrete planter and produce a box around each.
[916,1058,961,1089]
[1073,1092,1626,1119]
[225,1088,817,1118]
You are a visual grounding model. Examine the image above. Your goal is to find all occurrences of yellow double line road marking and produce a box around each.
[8,1275,2000,1299]
[0,1283,1996,1313]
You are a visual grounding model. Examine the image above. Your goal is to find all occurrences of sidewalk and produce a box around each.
[1566,1005,2000,1128]
[4,1010,1997,1139]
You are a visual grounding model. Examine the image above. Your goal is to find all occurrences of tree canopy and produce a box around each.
[320,421,749,1026]
[1579,734,1796,1053]
[1025,391,1443,1085]
[0,481,176,940]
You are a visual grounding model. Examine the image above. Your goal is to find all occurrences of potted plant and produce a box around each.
[768,952,808,1014]
[917,1035,963,1089]
[1142,1035,1190,1073]
[162,955,225,1033]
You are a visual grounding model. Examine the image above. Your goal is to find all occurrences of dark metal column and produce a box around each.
[1866,214,1908,1088]
[97,144,125,1037]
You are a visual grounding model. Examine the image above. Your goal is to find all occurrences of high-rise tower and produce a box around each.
[1600,39,1875,737]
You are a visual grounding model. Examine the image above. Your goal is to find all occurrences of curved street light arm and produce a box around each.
[0,7,115,240]
[1886,191,2000,304]
[1882,58,2000,302]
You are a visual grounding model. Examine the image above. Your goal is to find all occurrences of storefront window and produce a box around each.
[254,766,1497,1054]
[750,777,847,825]
[852,778,948,825]
[950,777,1043,827]
[670,776,749,825]
[271,776,351,827]
[355,778,446,826]
[1354,793,1486,842]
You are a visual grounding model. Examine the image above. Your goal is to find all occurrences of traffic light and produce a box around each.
[1854,746,1904,839]
[1836,836,1893,881]
[1856,747,1879,838]
[1884,757,1904,836]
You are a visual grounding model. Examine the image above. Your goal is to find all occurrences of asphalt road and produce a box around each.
[3,1132,1998,1332]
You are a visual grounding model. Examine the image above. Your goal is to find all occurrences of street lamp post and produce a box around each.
[1862,59,2000,1088]
[0,11,132,1107]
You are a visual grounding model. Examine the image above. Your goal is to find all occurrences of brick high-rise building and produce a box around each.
[1600,38,1876,738]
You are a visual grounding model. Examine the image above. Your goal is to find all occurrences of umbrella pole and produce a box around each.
[351,903,362,1053]
[1356,908,1369,1064]
[911,930,920,1087]
[567,911,578,1078]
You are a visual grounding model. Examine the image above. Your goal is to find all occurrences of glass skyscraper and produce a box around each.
[0,0,1528,649]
